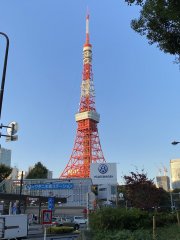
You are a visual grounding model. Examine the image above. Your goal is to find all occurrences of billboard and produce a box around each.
[90,163,117,184]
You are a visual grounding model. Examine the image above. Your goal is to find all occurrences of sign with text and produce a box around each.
[48,197,54,210]
[90,163,117,184]
[24,182,74,190]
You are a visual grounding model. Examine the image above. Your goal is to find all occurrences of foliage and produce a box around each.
[86,225,180,240]
[90,207,150,231]
[172,188,180,193]
[26,161,48,179]
[47,226,74,234]
[87,224,180,240]
[123,169,170,209]
[0,164,12,182]
[124,0,180,63]
[89,207,177,232]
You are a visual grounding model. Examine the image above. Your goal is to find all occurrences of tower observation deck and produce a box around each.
[60,14,106,178]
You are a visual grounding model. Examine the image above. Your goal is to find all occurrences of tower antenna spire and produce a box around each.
[86,11,90,44]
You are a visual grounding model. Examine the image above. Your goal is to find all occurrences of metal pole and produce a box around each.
[18,171,23,214]
[0,32,9,119]
[38,200,41,224]
[116,184,118,207]
[170,192,174,212]
[153,215,156,240]
[87,192,89,230]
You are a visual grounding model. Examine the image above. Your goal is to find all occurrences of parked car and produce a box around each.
[73,216,87,225]
[52,217,80,230]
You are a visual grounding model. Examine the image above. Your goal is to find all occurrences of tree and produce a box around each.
[125,0,180,63]
[123,169,170,209]
[0,164,12,183]
[26,162,48,179]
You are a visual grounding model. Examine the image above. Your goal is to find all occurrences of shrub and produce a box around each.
[154,212,177,227]
[90,229,152,240]
[47,226,74,234]
[89,208,177,231]
[86,226,180,240]
[90,208,150,231]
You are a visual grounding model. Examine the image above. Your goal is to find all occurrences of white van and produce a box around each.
[73,216,87,224]
[0,214,28,239]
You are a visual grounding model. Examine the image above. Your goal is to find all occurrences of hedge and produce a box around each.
[89,208,177,231]
[47,226,74,234]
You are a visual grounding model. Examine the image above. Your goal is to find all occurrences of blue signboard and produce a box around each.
[25,182,74,190]
[48,197,54,210]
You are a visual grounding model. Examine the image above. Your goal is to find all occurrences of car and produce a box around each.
[52,217,80,230]
[73,216,87,225]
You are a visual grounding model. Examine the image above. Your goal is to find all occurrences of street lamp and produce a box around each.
[171,141,180,145]
[0,32,18,141]
[0,32,9,119]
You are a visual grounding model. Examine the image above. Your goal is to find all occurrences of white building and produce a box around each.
[98,184,117,203]
[0,148,11,167]
[47,170,53,179]
[90,163,118,203]
[1,178,94,207]
[10,167,27,180]
[170,159,180,189]
[156,176,170,192]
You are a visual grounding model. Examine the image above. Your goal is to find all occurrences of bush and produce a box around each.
[85,226,180,240]
[153,212,177,227]
[89,208,177,231]
[90,229,152,240]
[89,208,150,231]
[47,226,74,234]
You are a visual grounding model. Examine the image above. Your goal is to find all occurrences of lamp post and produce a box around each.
[171,141,180,145]
[0,32,9,119]
[0,32,18,141]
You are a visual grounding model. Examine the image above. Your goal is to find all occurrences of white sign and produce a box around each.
[90,163,117,184]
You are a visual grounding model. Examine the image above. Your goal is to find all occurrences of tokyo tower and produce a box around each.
[60,14,106,178]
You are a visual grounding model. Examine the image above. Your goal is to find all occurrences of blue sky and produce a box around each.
[0,0,179,184]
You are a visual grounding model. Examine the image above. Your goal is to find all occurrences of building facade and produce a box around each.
[0,178,94,207]
[170,159,180,189]
[0,148,11,167]
[156,176,170,192]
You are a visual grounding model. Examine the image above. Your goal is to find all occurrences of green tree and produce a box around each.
[123,169,170,209]
[26,161,48,179]
[125,0,180,63]
[0,164,12,182]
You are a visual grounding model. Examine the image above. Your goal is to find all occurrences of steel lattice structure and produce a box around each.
[60,14,106,178]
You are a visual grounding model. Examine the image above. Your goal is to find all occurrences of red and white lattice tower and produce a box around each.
[60,14,106,178]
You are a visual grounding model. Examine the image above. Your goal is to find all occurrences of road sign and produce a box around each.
[42,210,52,225]
[48,197,54,210]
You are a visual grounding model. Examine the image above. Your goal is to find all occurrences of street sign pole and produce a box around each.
[87,192,89,230]
[44,226,47,240]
